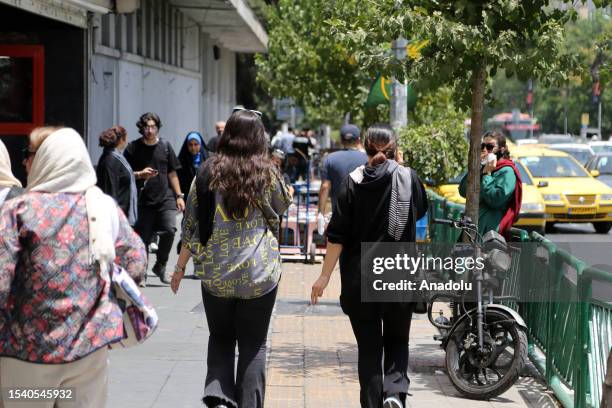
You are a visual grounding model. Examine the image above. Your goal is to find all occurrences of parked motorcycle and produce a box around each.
[428,216,528,399]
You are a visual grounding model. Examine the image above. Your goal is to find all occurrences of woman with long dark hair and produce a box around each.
[459,130,522,237]
[170,110,291,408]
[311,124,428,408]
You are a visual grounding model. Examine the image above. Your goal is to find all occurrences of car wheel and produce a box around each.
[545,223,556,233]
[593,222,612,234]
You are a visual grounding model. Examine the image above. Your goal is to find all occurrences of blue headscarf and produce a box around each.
[186,132,204,169]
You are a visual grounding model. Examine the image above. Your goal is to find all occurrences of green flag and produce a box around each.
[365,75,391,107]
[365,75,417,110]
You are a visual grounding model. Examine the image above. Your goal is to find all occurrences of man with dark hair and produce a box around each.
[125,112,184,285]
[318,124,367,215]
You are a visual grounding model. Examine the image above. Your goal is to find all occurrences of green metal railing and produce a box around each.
[427,190,612,408]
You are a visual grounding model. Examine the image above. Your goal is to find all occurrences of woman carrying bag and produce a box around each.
[311,124,428,408]
[171,110,291,408]
[0,127,146,408]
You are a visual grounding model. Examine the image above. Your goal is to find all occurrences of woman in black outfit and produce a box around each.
[96,126,138,225]
[177,131,208,198]
[311,124,428,408]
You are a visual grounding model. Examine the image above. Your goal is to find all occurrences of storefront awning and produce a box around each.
[171,0,268,53]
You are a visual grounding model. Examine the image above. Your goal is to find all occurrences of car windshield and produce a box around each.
[518,156,589,178]
[595,157,612,174]
[592,145,612,154]
[554,148,593,165]
[447,173,465,184]
[515,162,533,185]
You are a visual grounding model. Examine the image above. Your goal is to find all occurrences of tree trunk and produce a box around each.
[464,61,487,234]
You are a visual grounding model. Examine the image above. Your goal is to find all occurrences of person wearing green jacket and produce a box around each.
[459,131,522,237]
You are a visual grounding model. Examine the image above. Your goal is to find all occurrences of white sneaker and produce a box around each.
[383,396,403,408]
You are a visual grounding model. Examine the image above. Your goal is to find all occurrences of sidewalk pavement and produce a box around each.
[107,262,208,407]
[109,247,560,408]
[265,263,560,408]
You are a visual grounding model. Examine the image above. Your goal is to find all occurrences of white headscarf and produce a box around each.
[26,128,116,265]
[0,140,22,188]
[27,128,96,193]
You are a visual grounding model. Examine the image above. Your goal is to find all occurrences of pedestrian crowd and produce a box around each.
[0,106,521,408]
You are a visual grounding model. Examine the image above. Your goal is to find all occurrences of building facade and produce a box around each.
[0,0,267,181]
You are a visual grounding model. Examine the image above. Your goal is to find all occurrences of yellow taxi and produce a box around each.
[434,175,465,204]
[512,146,612,234]
[432,165,547,234]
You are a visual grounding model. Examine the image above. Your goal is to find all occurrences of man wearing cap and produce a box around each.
[318,124,368,215]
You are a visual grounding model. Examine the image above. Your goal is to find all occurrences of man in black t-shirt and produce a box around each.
[124,112,184,285]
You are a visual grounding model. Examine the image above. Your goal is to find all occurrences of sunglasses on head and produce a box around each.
[22,147,36,160]
[233,107,262,117]
[481,142,496,151]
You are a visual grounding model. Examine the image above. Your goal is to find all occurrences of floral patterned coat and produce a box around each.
[0,192,146,363]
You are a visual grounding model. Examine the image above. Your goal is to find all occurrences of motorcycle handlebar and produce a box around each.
[433,218,454,225]
[434,217,477,231]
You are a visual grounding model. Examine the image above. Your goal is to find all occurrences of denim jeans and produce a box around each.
[201,285,277,408]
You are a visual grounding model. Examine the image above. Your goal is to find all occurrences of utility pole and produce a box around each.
[528,79,534,139]
[598,99,602,140]
[290,105,296,129]
[564,84,569,135]
[390,37,408,130]
[591,49,603,139]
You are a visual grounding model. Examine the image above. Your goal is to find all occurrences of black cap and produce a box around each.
[340,124,360,141]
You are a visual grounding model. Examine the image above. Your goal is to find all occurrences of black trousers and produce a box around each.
[133,204,176,265]
[348,305,413,408]
[290,158,309,183]
[201,285,277,408]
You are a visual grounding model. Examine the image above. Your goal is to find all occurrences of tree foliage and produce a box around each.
[400,88,468,185]
[257,0,601,229]
[330,1,581,102]
[329,0,584,228]
[255,0,382,126]
[487,11,611,136]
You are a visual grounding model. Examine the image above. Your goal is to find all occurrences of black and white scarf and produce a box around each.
[349,160,412,241]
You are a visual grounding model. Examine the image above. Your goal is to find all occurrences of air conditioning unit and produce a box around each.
[116,0,140,14]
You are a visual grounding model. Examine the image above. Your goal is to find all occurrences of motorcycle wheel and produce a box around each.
[445,309,528,399]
